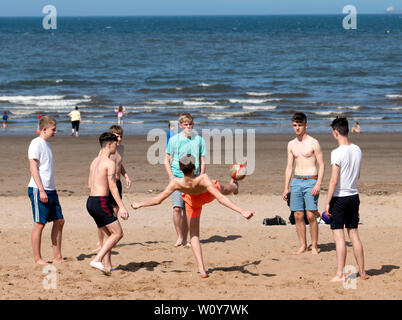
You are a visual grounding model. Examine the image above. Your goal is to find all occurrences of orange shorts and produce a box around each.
[181,180,221,218]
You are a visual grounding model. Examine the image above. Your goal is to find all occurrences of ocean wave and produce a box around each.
[229,98,280,104]
[245,92,273,96]
[381,107,402,110]
[336,105,363,110]
[386,94,402,100]
[313,111,345,116]
[242,105,277,111]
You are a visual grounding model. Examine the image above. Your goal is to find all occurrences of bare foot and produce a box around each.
[199,271,209,278]
[360,273,370,280]
[52,257,64,263]
[35,259,48,265]
[311,247,319,255]
[330,275,345,282]
[174,239,184,247]
[183,243,191,248]
[295,246,307,255]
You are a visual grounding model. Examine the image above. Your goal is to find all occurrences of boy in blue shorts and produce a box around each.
[28,116,65,264]
[283,112,324,254]
[324,117,369,282]
[165,113,207,247]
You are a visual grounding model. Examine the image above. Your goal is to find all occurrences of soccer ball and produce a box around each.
[230,163,246,181]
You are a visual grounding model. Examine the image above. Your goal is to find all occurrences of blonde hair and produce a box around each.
[39,116,57,130]
[109,125,123,136]
[178,112,193,124]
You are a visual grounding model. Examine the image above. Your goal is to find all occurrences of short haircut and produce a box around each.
[99,132,118,147]
[75,106,79,110]
[109,125,123,136]
[292,112,307,123]
[179,154,196,175]
[39,116,57,130]
[331,117,349,136]
[178,112,194,124]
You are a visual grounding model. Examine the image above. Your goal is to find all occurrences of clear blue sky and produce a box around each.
[0,0,401,16]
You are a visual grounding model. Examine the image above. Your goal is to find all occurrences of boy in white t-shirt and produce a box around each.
[28,116,65,264]
[324,117,369,282]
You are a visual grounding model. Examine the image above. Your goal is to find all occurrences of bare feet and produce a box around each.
[360,273,370,280]
[52,257,64,263]
[311,247,319,255]
[199,271,209,278]
[174,239,184,247]
[183,243,191,248]
[35,259,48,265]
[295,246,307,254]
[330,275,345,282]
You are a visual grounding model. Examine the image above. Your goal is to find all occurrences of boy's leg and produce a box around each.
[91,220,123,270]
[51,219,65,263]
[32,222,47,264]
[347,228,369,280]
[187,216,208,278]
[294,211,308,254]
[306,211,319,254]
[173,207,188,246]
[92,228,104,252]
[331,229,347,282]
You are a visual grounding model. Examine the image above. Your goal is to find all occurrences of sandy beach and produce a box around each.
[0,132,401,300]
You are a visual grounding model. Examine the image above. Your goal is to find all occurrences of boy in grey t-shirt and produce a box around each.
[324,117,369,282]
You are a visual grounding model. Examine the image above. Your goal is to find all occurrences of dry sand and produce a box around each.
[0,133,401,300]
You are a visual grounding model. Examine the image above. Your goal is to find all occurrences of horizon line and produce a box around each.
[0,12,399,18]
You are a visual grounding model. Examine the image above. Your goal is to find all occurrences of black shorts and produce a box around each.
[108,180,122,207]
[86,196,118,228]
[72,120,80,131]
[329,194,360,230]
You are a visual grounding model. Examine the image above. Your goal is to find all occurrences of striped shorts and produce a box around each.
[28,187,64,224]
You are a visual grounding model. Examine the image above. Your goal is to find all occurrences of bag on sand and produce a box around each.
[263,215,287,226]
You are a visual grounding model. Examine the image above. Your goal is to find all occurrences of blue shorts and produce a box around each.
[172,190,185,209]
[289,177,319,212]
[28,187,64,224]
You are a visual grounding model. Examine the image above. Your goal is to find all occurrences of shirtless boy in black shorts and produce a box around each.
[87,132,129,274]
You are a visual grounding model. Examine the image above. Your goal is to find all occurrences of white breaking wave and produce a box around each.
[385,94,402,99]
[313,111,343,116]
[197,83,211,87]
[0,95,65,103]
[246,92,273,96]
[0,95,90,108]
[382,107,402,110]
[183,101,216,106]
[242,105,277,111]
[336,105,362,110]
[229,98,280,104]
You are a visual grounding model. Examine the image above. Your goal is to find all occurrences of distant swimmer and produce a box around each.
[114,105,126,126]
[68,106,81,137]
[3,111,8,131]
[131,154,254,278]
[351,121,361,133]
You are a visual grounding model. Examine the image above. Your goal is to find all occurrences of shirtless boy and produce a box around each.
[93,125,131,252]
[131,154,254,278]
[283,112,324,254]
[87,132,129,274]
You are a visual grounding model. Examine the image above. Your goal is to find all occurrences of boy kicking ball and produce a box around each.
[87,132,129,274]
[131,154,254,278]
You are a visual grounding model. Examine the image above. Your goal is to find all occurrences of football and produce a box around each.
[230,163,247,181]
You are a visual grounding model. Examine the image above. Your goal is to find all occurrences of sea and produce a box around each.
[0,15,401,136]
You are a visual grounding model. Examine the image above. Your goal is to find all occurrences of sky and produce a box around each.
[0,0,401,16]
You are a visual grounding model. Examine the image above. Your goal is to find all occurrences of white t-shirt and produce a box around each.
[28,137,55,190]
[331,144,361,197]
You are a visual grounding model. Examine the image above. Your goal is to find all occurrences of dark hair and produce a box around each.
[75,106,79,110]
[292,112,307,123]
[99,132,118,147]
[179,154,196,175]
[331,117,349,136]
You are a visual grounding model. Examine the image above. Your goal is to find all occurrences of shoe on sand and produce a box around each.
[90,261,111,275]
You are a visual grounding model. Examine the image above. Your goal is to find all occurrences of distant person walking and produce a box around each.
[351,121,361,133]
[36,115,42,134]
[68,106,81,137]
[2,111,8,131]
[114,105,126,126]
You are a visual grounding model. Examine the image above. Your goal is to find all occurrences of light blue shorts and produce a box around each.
[171,190,185,209]
[289,177,319,212]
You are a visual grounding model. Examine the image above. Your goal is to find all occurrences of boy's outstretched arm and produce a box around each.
[203,175,254,219]
[131,180,176,210]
